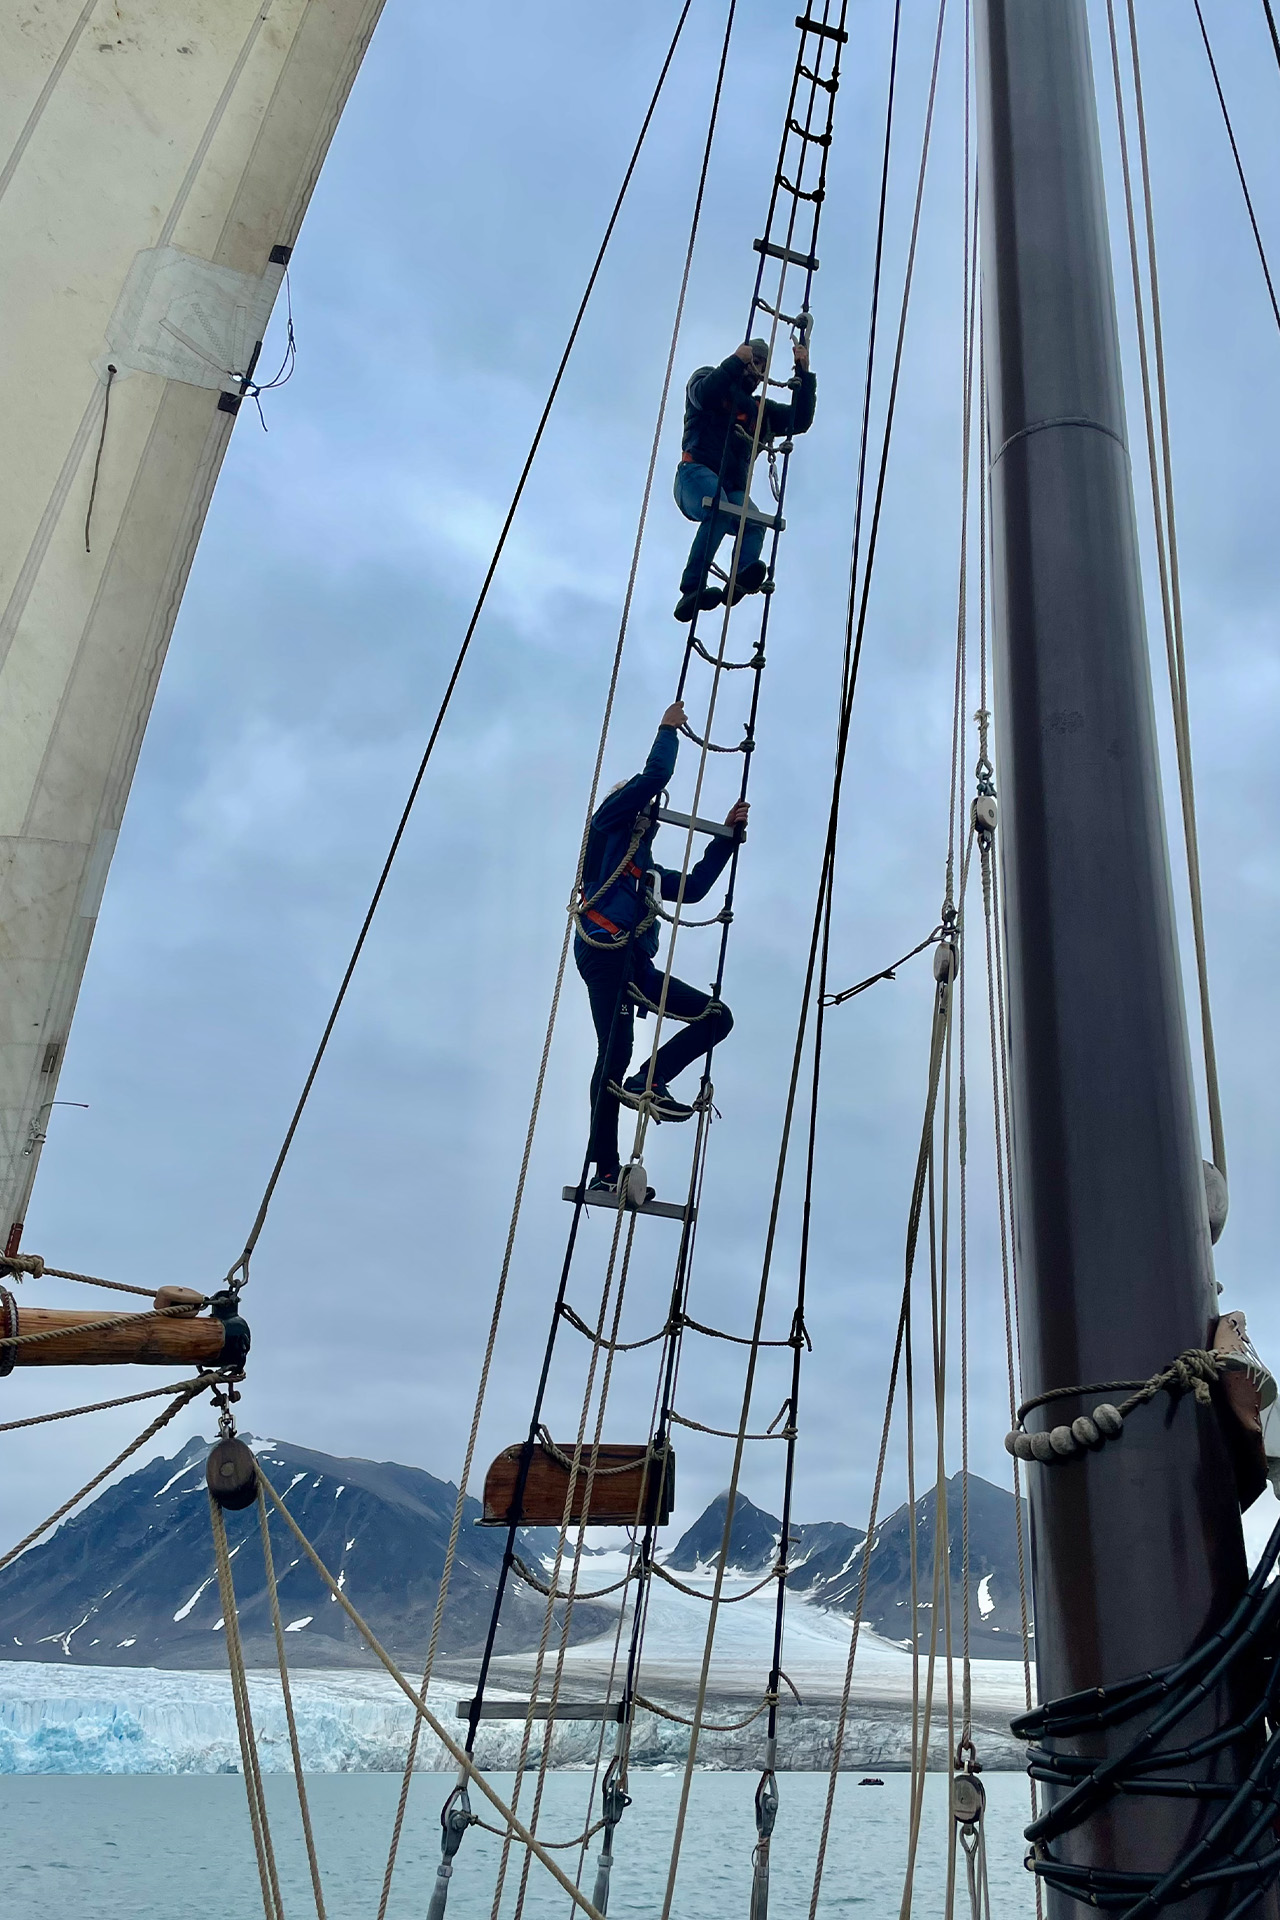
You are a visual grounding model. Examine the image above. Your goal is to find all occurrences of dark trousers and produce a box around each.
[574,940,734,1177]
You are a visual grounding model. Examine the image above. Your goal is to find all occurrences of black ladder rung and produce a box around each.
[563,1185,691,1224]
[702,495,785,532]
[457,1700,626,1723]
[754,238,819,273]
[796,13,848,43]
[657,805,735,841]
[799,63,839,93]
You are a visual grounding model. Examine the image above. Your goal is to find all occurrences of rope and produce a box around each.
[667,1409,794,1440]
[682,1312,803,1349]
[510,1553,638,1603]
[210,1496,285,1920]
[823,929,942,1005]
[0,1296,211,1351]
[1192,0,1280,337]
[635,1691,777,1734]
[1,1257,156,1298]
[472,1815,607,1850]
[0,1370,237,1434]
[1008,1348,1226,1462]
[650,1560,780,1605]
[256,1465,608,1920]
[83,363,116,554]
[374,7,710,1904]
[1107,0,1226,1178]
[559,1302,673,1353]
[225,0,697,1299]
[534,1428,659,1478]
[0,1381,208,1574]
[257,1488,326,1919]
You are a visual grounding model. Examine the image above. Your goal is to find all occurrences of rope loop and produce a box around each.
[1006,1347,1226,1464]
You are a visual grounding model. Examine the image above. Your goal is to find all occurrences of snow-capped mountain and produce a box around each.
[0,1436,611,1670]
[665,1473,1032,1659]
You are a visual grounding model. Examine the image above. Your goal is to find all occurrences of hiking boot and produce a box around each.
[674,585,724,623]
[618,1074,696,1123]
[728,560,768,602]
[585,1169,656,1205]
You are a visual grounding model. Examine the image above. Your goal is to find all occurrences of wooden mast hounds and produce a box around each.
[480,1439,675,1528]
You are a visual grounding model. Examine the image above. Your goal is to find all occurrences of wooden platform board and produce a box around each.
[479,1440,675,1528]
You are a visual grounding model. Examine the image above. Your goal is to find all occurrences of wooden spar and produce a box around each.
[0,1287,247,1368]
[973,0,1249,1909]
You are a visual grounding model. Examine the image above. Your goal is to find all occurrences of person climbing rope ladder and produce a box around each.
[575,700,746,1198]
[673,333,816,623]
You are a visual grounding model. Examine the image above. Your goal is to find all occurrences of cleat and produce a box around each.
[615,1075,696,1123]
[674,586,724,623]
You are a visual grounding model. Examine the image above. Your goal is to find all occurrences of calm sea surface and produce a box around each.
[1,1770,1037,1918]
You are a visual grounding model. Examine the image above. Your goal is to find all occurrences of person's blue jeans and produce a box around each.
[674,462,765,594]
[574,937,734,1177]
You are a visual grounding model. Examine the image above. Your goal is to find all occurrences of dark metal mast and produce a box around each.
[973,0,1249,1907]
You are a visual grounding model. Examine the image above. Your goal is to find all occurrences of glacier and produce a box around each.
[0,1660,1026,1775]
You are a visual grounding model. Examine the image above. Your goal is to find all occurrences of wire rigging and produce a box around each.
[1193,0,1280,338]
[223,0,699,1297]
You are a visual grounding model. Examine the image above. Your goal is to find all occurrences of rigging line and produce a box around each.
[256,1489,326,1920]
[210,1497,284,1920]
[1266,0,1280,70]
[373,0,720,1896]
[1122,0,1226,1177]
[503,1218,647,1920]
[83,364,116,554]
[1192,0,1280,336]
[822,928,942,1004]
[226,0,697,1293]
[809,968,953,1920]
[0,1370,238,1435]
[256,1466,610,1920]
[0,1381,206,1575]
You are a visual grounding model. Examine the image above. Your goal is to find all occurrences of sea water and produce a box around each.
[0,1769,1036,1918]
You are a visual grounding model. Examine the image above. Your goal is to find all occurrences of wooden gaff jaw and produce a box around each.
[0,1284,249,1370]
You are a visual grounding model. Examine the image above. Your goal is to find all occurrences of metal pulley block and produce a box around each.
[951,1770,986,1828]
[933,940,958,982]
[972,793,998,833]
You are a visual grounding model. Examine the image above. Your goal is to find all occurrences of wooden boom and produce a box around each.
[0,1286,248,1369]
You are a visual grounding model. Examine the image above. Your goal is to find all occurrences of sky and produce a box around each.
[3,0,1280,1581]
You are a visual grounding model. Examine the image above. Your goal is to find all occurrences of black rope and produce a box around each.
[823,928,942,1006]
[84,365,116,554]
[1016,1511,1280,1916]
[1193,0,1280,337]
[1265,0,1280,72]
[462,0,740,1750]
[223,0,698,1293]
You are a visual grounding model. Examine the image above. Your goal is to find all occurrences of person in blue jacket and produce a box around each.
[575,699,747,1198]
[673,333,815,623]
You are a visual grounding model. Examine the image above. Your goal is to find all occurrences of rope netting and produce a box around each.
[3,5,1258,1920]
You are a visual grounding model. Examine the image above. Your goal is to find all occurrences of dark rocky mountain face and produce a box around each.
[0,1436,612,1670]
[665,1472,1032,1660]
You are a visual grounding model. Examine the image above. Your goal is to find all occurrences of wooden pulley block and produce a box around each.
[479,1440,675,1529]
[206,1437,258,1511]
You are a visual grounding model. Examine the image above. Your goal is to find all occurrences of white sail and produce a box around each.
[0,0,385,1248]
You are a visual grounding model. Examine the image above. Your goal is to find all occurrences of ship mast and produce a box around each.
[973,0,1249,1906]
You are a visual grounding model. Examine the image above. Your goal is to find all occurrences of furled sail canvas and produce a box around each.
[0,0,385,1247]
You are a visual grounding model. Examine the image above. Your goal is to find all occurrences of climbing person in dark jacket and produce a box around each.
[673,333,815,623]
[574,699,747,1198]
